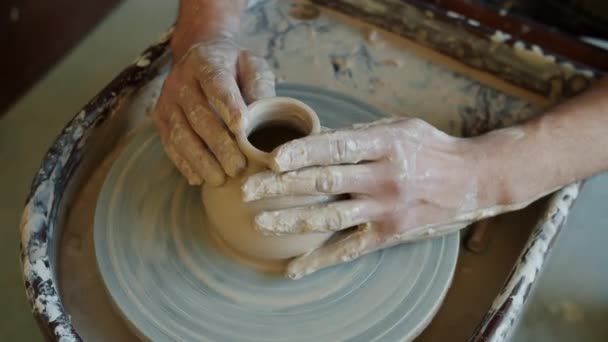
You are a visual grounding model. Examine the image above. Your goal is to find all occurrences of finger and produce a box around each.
[153,104,203,186]
[255,199,385,235]
[270,129,388,172]
[287,219,472,279]
[195,50,247,135]
[237,50,276,104]
[392,221,470,242]
[152,99,202,185]
[348,117,405,130]
[151,91,170,131]
[168,106,225,186]
[164,143,203,186]
[242,163,391,201]
[286,224,383,279]
[178,84,246,177]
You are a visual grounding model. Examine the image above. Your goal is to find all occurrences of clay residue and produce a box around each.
[289,2,321,21]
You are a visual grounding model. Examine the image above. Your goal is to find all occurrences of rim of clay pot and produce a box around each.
[237,97,321,167]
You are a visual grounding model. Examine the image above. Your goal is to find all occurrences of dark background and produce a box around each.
[0,0,121,115]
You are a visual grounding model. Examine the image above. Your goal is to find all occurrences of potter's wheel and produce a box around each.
[94,84,459,341]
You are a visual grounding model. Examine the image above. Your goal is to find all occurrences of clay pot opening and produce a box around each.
[238,97,320,166]
[247,122,307,153]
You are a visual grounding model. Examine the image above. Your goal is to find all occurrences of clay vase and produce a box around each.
[201,97,333,261]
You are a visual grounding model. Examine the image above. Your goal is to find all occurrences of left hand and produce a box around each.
[153,31,275,186]
[241,117,521,279]
[152,0,274,186]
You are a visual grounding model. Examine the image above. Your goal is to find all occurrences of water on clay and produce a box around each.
[247,121,306,152]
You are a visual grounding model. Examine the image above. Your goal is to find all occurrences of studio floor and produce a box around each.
[1,1,606,340]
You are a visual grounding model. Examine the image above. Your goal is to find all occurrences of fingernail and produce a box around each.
[286,271,301,280]
[271,148,290,172]
[187,177,202,186]
[229,110,248,137]
[285,264,310,280]
[240,179,257,202]
[226,153,247,178]
[241,172,278,202]
[268,155,284,173]
[271,141,305,172]
[253,213,274,234]
[230,116,244,136]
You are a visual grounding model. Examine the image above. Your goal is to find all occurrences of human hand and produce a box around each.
[241,118,523,279]
[152,4,275,186]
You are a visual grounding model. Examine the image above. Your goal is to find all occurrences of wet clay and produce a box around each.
[202,97,333,261]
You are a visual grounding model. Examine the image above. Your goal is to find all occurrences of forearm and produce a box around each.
[475,77,608,207]
[172,0,247,59]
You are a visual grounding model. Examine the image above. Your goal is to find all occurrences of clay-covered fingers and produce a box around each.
[152,97,203,186]
[163,143,203,186]
[254,198,385,235]
[154,40,273,186]
[237,50,276,104]
[270,129,388,172]
[242,163,391,201]
[178,84,246,177]
[193,44,247,134]
[285,225,384,279]
[166,106,226,186]
[285,220,467,279]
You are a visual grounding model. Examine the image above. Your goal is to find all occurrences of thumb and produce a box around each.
[237,50,276,104]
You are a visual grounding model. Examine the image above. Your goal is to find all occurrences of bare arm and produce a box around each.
[476,77,608,208]
[172,0,248,59]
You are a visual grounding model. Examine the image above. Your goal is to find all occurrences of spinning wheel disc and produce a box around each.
[94,84,459,341]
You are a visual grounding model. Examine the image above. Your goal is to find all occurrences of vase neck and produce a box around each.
[237,97,321,169]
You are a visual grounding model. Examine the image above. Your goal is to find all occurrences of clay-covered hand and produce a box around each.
[242,118,523,279]
[152,10,275,186]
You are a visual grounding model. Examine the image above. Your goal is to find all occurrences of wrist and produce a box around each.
[466,128,525,208]
[171,0,246,60]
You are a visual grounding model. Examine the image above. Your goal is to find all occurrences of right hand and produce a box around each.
[152,34,275,186]
[242,117,521,278]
